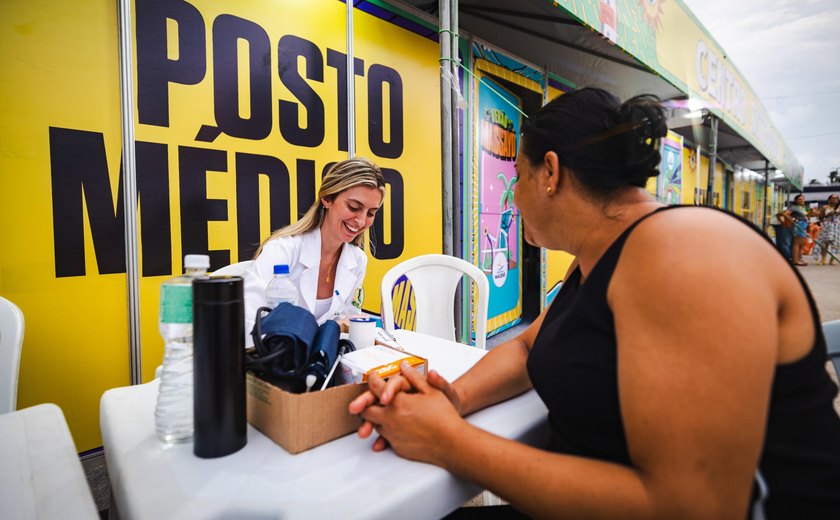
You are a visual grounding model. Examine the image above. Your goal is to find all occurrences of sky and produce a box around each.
[681,0,840,185]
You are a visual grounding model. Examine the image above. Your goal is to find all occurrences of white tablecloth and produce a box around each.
[0,403,98,519]
[101,330,549,520]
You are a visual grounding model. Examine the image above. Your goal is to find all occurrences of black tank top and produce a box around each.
[526,206,840,518]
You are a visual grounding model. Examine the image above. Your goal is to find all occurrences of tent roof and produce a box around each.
[397,0,802,188]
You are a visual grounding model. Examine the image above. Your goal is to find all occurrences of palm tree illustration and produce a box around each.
[497,172,517,261]
[497,172,517,211]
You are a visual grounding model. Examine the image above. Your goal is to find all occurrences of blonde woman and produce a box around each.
[242,158,385,339]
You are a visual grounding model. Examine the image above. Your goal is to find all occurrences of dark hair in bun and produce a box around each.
[520,87,668,197]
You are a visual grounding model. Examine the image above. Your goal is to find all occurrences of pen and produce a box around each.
[376,327,404,351]
[379,327,397,343]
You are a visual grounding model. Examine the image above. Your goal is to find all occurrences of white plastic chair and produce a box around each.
[0,296,25,414]
[381,255,495,504]
[212,260,254,276]
[0,403,99,518]
[823,320,840,379]
[380,254,489,350]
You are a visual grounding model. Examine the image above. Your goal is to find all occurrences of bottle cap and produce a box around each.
[273,264,290,275]
[185,254,210,269]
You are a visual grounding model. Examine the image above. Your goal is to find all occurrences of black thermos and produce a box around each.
[192,276,247,458]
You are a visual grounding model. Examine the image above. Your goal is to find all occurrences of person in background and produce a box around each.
[769,210,792,261]
[783,194,812,266]
[816,193,839,266]
[350,88,840,519]
[804,218,820,257]
[242,158,385,339]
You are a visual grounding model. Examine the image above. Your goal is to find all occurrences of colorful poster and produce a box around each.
[476,74,521,334]
[659,130,684,205]
[0,0,441,451]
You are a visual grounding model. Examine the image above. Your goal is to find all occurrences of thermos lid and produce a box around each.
[193,276,243,304]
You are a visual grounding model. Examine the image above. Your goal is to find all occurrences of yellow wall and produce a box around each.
[545,250,575,291]
[681,146,725,207]
[0,0,126,452]
[734,173,765,227]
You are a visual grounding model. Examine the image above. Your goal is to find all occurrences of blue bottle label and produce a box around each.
[160,285,192,324]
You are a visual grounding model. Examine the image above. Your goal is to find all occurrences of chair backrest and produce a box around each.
[0,296,25,414]
[823,320,840,380]
[212,260,254,277]
[380,254,489,350]
[545,280,563,307]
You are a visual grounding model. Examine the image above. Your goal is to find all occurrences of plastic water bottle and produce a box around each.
[155,254,209,446]
[265,264,298,308]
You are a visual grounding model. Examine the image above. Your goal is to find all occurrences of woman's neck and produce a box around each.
[319,230,343,263]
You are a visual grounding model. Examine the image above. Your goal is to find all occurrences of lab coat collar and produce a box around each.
[299,230,321,269]
[332,241,359,307]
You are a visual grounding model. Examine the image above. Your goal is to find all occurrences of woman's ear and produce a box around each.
[321,197,331,209]
[544,151,561,194]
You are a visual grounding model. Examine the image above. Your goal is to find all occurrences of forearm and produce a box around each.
[439,422,654,520]
[452,338,532,416]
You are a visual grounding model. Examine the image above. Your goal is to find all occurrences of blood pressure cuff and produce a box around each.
[246,303,353,392]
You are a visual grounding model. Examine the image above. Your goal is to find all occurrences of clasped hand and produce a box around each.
[347,362,463,464]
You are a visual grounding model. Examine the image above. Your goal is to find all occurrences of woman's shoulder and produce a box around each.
[627,207,773,264]
[258,233,307,263]
[265,231,309,248]
[613,206,787,300]
[641,205,746,229]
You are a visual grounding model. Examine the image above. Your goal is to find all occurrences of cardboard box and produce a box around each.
[245,337,428,454]
[246,373,367,454]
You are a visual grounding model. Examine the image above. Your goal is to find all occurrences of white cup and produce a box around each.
[348,317,377,349]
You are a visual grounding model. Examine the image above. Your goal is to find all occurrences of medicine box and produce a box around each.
[337,344,428,385]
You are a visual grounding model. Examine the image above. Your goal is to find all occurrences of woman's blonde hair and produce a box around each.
[254,157,386,257]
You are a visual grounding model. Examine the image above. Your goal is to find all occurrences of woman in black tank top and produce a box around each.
[350,88,840,519]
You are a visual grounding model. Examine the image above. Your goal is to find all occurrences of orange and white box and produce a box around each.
[337,344,427,384]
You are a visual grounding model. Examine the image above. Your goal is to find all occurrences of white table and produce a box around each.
[0,403,99,519]
[101,330,549,520]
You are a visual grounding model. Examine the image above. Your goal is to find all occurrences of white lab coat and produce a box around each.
[242,228,367,344]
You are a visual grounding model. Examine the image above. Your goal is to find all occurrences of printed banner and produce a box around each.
[0,0,441,451]
[0,0,126,453]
